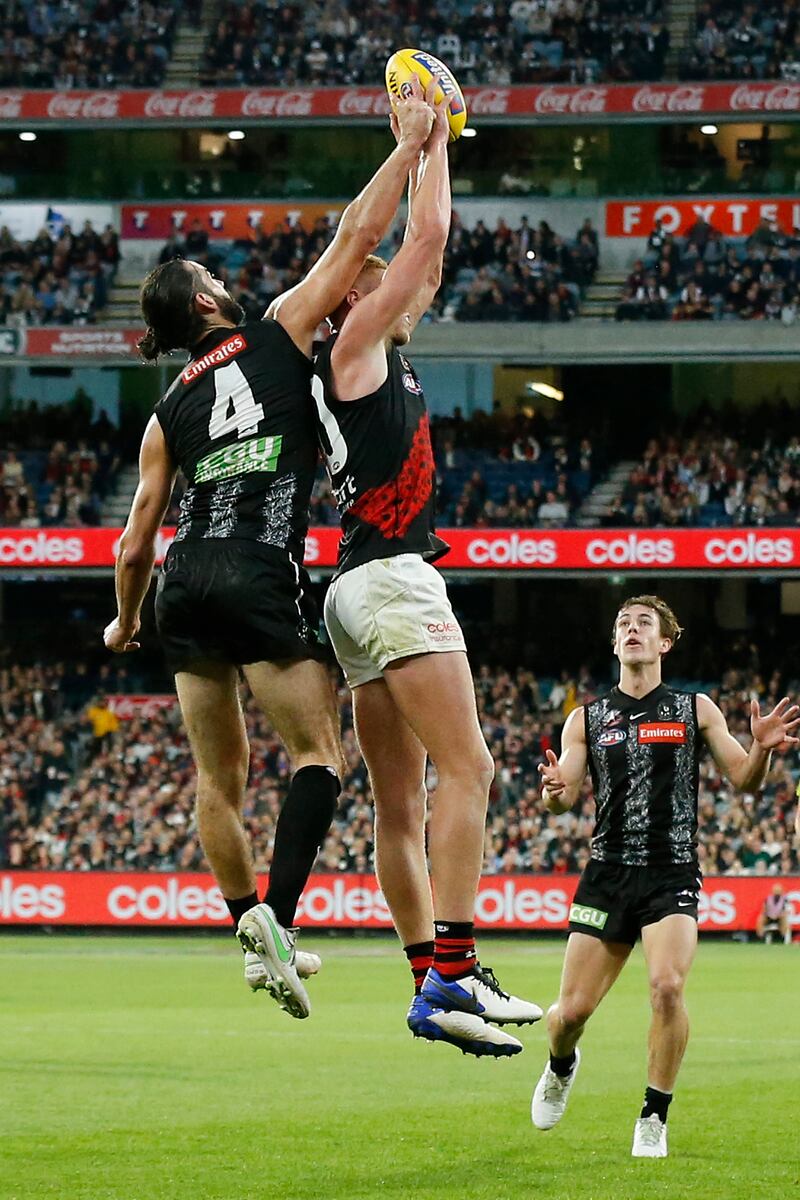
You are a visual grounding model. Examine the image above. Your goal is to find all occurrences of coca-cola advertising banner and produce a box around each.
[3,82,800,125]
[0,871,797,929]
[3,526,800,573]
[121,201,347,240]
[607,198,800,238]
[106,694,177,719]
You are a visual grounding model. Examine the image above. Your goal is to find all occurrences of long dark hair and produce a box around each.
[138,260,206,361]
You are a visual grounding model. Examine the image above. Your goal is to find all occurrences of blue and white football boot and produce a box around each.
[406,993,523,1057]
[421,964,543,1026]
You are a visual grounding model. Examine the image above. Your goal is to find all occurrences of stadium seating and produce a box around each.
[1,657,796,875]
[0,221,119,329]
[681,0,800,82]
[0,1,184,88]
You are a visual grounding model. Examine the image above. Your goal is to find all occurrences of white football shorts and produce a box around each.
[324,553,467,688]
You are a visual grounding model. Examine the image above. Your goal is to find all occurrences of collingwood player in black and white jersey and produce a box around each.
[103,90,438,1019]
[531,595,800,1157]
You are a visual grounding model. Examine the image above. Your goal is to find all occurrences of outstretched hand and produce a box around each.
[538,748,566,800]
[750,696,800,753]
[389,73,434,149]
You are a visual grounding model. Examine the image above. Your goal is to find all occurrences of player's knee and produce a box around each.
[557,994,595,1031]
[439,745,495,795]
[649,971,684,1014]
[374,785,426,836]
[197,755,248,806]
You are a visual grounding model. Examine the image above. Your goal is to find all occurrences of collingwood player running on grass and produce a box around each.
[532,594,799,1156]
[103,88,438,1020]
[312,84,541,1056]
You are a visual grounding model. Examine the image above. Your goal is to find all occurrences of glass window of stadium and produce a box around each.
[5,123,800,201]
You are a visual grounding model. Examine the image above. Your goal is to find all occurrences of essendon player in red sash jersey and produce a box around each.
[533,595,800,1157]
[103,86,440,1019]
[313,86,541,1056]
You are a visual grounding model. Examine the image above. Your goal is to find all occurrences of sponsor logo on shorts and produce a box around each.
[195,434,282,483]
[597,729,627,747]
[569,903,609,930]
[426,619,462,644]
[638,722,686,744]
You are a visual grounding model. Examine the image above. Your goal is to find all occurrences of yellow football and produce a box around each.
[385,48,468,143]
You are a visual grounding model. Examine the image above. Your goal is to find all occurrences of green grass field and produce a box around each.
[0,935,797,1200]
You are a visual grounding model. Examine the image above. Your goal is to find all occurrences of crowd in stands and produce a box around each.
[605,408,800,529]
[0,398,121,528]
[158,213,598,329]
[616,217,800,324]
[201,0,669,88]
[1,654,797,879]
[0,1,187,88]
[0,221,119,329]
[681,0,800,82]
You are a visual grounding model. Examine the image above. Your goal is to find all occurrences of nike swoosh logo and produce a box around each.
[677,901,694,908]
[263,909,293,963]
[630,711,647,720]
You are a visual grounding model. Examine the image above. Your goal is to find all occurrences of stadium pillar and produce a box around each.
[715,578,747,630]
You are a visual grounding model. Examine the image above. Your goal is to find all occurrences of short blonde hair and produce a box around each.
[362,253,388,272]
[613,594,683,645]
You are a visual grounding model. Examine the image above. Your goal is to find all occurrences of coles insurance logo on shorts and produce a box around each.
[638,722,687,744]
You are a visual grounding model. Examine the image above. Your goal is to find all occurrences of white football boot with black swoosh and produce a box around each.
[237,902,311,1019]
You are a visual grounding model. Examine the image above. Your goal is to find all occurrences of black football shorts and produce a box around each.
[155,540,326,673]
[568,859,702,945]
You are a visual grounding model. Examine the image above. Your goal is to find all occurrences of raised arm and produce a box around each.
[104,415,176,653]
[697,692,800,794]
[537,706,588,815]
[266,79,434,357]
[330,90,452,401]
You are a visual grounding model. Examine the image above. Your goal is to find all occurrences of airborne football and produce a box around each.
[1,6,798,1200]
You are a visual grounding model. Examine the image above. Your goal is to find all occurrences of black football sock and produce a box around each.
[549,1050,577,1078]
[641,1086,672,1123]
[265,765,340,928]
[225,891,258,932]
[404,940,434,994]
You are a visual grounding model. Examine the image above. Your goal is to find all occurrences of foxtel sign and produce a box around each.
[2,527,800,573]
[606,198,800,238]
[0,872,797,931]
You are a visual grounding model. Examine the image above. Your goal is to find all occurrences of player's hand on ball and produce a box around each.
[538,748,566,801]
[390,73,434,148]
[750,696,800,752]
[104,617,141,654]
[423,76,454,151]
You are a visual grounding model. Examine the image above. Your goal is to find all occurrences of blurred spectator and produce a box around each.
[0,221,118,329]
[682,0,800,82]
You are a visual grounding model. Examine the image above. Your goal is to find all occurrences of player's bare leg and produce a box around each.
[175,663,253,899]
[380,650,541,1034]
[235,658,345,1018]
[353,678,432,947]
[352,673,524,1057]
[532,932,631,1129]
[633,913,697,1156]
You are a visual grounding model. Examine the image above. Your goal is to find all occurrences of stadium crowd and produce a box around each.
[1,656,797,876]
[0,220,119,329]
[200,0,669,87]
[605,414,800,529]
[616,218,800,324]
[0,401,121,528]
[0,1,187,88]
[680,0,800,83]
[158,213,598,328]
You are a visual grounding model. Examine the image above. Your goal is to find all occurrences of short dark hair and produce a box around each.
[138,259,205,361]
[613,594,683,645]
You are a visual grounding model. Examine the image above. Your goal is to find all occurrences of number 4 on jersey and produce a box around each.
[208,361,265,440]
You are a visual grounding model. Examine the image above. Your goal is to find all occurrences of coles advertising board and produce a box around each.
[2,527,800,572]
[0,872,796,931]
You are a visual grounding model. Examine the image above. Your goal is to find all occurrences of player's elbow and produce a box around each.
[339,203,382,253]
[118,528,155,569]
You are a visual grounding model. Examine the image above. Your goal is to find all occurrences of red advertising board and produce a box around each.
[106,694,177,719]
[2,526,800,572]
[607,198,800,238]
[3,82,800,124]
[0,871,796,930]
[121,201,347,240]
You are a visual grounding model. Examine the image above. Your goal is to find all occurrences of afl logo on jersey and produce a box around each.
[598,729,627,747]
[402,371,423,395]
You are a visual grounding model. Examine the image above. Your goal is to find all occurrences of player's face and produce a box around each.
[613,605,670,666]
[190,263,245,325]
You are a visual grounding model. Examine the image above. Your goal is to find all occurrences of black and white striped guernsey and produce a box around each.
[584,684,701,868]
